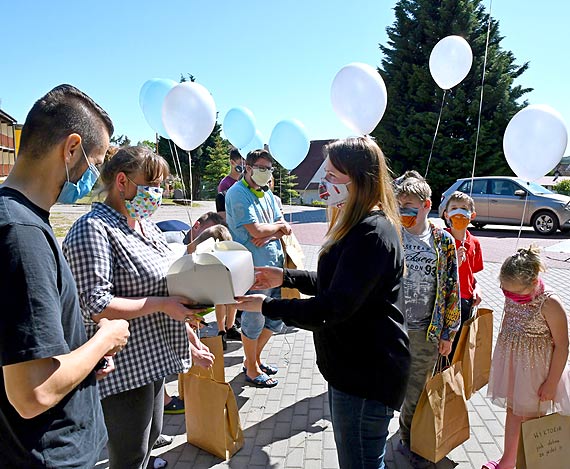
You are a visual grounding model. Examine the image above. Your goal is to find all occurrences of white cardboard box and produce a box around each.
[166,240,254,305]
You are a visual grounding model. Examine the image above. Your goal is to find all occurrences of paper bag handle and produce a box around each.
[226,386,242,439]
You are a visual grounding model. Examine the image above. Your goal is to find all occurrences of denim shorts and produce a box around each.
[240,287,283,339]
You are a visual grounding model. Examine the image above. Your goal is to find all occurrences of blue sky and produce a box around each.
[1,0,569,154]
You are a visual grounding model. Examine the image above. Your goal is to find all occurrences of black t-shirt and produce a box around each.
[263,211,411,409]
[0,187,107,468]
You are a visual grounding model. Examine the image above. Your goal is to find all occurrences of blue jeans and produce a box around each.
[240,287,283,339]
[329,384,394,469]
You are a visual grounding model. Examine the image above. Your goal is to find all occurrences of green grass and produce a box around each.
[74,195,196,206]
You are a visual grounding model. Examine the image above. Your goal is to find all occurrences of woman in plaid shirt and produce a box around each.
[63,146,214,469]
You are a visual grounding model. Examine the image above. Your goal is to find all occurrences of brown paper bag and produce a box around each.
[516,412,570,469]
[452,307,493,400]
[411,361,470,463]
[183,370,244,460]
[178,335,225,399]
[281,233,305,299]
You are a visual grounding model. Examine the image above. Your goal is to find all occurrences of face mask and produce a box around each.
[502,278,544,304]
[57,145,100,204]
[251,167,273,187]
[318,178,350,207]
[448,208,472,230]
[400,207,419,229]
[124,185,163,219]
[235,165,244,174]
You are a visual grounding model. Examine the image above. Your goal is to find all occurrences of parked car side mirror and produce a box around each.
[514,189,527,197]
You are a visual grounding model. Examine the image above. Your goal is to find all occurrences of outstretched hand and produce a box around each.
[252,266,284,290]
[234,294,266,313]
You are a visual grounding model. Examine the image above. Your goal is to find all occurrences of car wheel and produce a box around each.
[472,222,486,229]
[531,210,559,235]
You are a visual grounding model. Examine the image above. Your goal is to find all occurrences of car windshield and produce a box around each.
[515,180,553,195]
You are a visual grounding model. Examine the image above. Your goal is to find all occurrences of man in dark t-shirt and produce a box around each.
[0,85,130,468]
[216,147,244,218]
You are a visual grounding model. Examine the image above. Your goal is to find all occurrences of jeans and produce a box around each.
[240,287,283,339]
[328,384,394,469]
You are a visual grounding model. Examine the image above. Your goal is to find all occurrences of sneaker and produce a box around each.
[163,395,185,415]
[218,330,227,351]
[397,439,434,469]
[225,324,242,341]
[153,434,174,449]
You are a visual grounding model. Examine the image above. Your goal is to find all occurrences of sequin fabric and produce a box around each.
[487,286,570,417]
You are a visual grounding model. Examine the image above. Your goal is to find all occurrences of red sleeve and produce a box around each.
[473,238,484,273]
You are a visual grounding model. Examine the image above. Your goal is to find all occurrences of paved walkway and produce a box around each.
[83,201,570,468]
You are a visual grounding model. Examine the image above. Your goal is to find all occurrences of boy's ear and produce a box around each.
[424,199,432,209]
[471,211,477,220]
[443,210,450,220]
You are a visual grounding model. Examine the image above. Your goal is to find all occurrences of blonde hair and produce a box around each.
[395,176,432,202]
[446,191,475,212]
[500,245,546,285]
[321,137,401,254]
[99,146,170,193]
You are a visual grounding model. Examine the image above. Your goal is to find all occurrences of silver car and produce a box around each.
[438,176,570,235]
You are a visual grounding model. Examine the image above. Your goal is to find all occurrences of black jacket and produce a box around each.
[263,211,411,409]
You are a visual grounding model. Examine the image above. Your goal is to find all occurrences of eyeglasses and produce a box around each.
[251,165,274,173]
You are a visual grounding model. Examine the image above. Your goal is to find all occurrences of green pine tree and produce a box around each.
[372,0,531,201]
[272,162,300,203]
[202,134,231,198]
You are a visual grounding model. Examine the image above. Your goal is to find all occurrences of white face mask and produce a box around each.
[318,178,350,206]
[251,167,273,187]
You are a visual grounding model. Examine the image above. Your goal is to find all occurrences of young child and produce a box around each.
[485,246,570,469]
[444,191,484,360]
[395,174,461,468]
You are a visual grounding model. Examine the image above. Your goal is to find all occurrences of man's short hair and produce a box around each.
[229,147,242,162]
[395,176,432,201]
[18,84,114,159]
[197,211,226,227]
[246,149,273,166]
[446,191,475,212]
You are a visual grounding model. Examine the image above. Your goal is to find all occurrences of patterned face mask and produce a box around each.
[124,185,163,219]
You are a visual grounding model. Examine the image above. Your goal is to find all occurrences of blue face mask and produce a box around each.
[57,145,100,204]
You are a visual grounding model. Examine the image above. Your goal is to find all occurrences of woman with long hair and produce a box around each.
[237,137,410,469]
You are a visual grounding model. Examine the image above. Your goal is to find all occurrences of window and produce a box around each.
[458,179,488,195]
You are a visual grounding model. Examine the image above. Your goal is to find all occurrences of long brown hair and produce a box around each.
[321,137,401,253]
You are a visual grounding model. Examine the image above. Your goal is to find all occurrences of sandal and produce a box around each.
[482,462,500,469]
[242,363,278,376]
[163,395,185,415]
[245,373,278,388]
[148,456,168,469]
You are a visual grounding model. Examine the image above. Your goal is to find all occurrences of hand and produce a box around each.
[161,295,208,323]
[457,246,466,265]
[473,286,482,307]
[439,339,452,356]
[538,379,558,401]
[97,318,130,355]
[279,221,292,236]
[252,235,275,247]
[95,356,115,380]
[234,294,266,312]
[252,266,284,290]
[191,345,215,369]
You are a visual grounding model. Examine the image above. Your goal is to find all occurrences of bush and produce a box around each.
[552,179,570,196]
[311,200,326,207]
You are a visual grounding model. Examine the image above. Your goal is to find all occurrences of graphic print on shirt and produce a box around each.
[402,229,437,330]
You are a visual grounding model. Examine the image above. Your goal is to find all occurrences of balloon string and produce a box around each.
[424,89,446,179]
[169,140,194,229]
[469,0,493,197]
[515,186,529,251]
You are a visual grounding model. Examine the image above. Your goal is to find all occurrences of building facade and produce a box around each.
[0,109,18,178]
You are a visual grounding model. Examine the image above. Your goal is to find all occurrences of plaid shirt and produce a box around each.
[63,203,191,399]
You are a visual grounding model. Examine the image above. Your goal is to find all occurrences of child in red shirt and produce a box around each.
[444,191,484,360]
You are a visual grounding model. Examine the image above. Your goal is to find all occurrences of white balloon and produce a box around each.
[429,36,473,90]
[503,104,568,181]
[162,82,217,151]
[331,62,388,135]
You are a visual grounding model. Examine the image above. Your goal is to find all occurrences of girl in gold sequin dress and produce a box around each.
[483,246,570,469]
